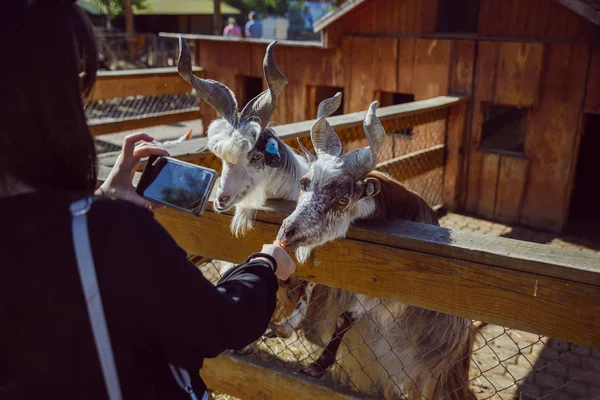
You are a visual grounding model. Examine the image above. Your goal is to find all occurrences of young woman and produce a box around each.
[0,1,295,399]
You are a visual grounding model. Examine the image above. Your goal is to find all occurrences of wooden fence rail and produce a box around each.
[86,67,204,136]
[149,202,600,350]
[98,95,465,205]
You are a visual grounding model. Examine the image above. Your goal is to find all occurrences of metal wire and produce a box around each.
[191,257,600,400]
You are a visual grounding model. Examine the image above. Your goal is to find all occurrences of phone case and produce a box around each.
[136,156,218,216]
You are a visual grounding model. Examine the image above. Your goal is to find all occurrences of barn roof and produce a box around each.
[313,0,600,32]
[313,0,369,32]
[554,0,600,25]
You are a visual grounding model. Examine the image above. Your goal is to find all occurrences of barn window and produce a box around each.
[436,0,480,34]
[378,91,415,137]
[239,76,264,105]
[479,105,529,155]
[307,85,345,118]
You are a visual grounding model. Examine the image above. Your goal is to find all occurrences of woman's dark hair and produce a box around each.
[0,1,98,192]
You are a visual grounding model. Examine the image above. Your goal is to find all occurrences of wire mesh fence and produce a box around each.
[289,105,445,208]
[85,92,198,122]
[191,257,600,400]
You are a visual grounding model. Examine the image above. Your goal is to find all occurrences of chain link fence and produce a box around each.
[191,258,599,400]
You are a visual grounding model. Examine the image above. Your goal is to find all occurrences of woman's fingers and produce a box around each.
[133,144,170,160]
[121,133,155,164]
[125,191,165,211]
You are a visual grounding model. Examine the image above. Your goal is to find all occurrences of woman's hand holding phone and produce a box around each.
[97,133,169,210]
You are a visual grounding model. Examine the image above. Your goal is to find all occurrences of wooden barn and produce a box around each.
[163,0,600,233]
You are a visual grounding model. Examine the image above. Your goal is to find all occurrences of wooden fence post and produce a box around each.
[443,101,468,211]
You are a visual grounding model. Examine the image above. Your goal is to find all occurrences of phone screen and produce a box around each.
[137,156,217,216]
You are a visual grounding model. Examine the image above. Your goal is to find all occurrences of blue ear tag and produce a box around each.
[266,138,279,155]
[265,137,282,167]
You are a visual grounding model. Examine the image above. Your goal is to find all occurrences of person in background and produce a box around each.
[223,17,241,37]
[245,11,263,38]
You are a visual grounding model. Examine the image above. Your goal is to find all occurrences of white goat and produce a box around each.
[177,37,323,340]
[177,37,306,236]
[276,95,476,400]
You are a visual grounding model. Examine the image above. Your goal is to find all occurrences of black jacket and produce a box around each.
[0,191,278,399]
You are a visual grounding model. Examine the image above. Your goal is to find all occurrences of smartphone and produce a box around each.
[136,156,218,216]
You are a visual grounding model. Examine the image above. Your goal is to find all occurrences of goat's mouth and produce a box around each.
[277,235,310,253]
[213,196,238,212]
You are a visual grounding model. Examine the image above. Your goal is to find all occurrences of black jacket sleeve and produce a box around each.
[100,202,278,368]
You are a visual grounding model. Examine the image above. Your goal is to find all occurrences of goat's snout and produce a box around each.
[277,219,303,250]
[217,193,231,206]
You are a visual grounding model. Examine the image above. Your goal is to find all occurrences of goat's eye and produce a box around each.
[252,153,263,161]
[300,177,310,191]
[338,198,349,206]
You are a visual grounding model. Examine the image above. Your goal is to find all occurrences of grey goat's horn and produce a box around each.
[240,41,288,129]
[297,138,316,163]
[310,92,343,158]
[342,101,386,180]
[177,37,238,127]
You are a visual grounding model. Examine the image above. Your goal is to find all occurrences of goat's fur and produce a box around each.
[207,119,261,165]
[279,168,476,399]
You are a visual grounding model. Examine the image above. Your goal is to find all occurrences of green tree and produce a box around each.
[88,0,149,19]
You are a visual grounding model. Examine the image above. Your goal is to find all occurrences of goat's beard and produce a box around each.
[295,246,314,264]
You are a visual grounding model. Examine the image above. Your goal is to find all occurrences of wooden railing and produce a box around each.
[98,95,465,208]
[86,67,204,136]
[96,95,600,400]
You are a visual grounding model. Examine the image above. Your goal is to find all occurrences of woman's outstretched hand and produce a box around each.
[96,133,169,210]
[258,244,296,281]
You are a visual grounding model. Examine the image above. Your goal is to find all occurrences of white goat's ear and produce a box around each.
[361,177,380,198]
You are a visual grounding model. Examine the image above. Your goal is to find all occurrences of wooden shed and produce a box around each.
[166,0,600,233]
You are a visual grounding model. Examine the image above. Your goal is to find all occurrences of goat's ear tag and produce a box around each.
[265,137,282,167]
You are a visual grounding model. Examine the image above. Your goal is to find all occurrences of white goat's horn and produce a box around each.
[310,92,343,158]
[297,138,316,163]
[343,101,386,179]
[177,37,238,127]
[240,41,288,130]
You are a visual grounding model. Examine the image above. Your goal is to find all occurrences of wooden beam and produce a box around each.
[97,96,465,167]
[96,167,600,347]
[443,102,468,211]
[143,204,600,349]
[159,33,326,48]
[87,67,204,102]
[202,353,371,400]
[213,0,222,36]
[313,0,369,32]
[97,136,210,168]
[123,0,135,59]
[553,0,600,27]
[89,109,201,136]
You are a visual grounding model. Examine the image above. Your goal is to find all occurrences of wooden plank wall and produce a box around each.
[195,37,469,147]
[478,0,600,41]
[465,41,590,231]
[190,0,600,231]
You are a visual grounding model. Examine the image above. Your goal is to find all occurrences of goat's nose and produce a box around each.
[218,194,231,205]
[284,226,297,240]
